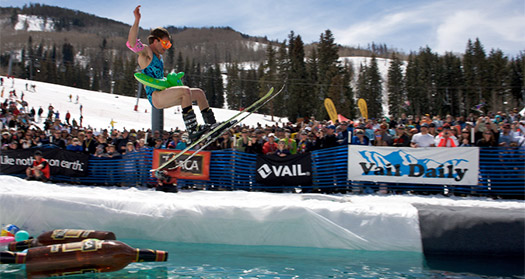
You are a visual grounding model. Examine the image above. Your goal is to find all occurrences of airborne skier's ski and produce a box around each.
[151,86,283,177]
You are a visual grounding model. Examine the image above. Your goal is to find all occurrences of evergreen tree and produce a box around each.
[341,63,356,119]
[356,63,369,119]
[387,52,404,119]
[318,30,339,93]
[243,68,259,109]
[258,43,278,115]
[306,48,320,117]
[175,51,184,73]
[487,49,509,112]
[166,43,175,70]
[287,33,309,121]
[439,52,464,116]
[366,55,383,118]
[416,47,440,116]
[317,29,341,120]
[62,42,74,65]
[463,38,490,114]
[404,53,419,116]
[508,53,524,108]
[183,56,192,86]
[271,41,289,118]
[213,63,225,108]
[225,62,241,110]
[203,64,225,108]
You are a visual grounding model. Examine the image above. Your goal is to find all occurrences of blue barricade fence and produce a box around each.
[3,146,524,197]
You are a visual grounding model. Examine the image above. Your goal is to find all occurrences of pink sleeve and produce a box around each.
[126,39,145,53]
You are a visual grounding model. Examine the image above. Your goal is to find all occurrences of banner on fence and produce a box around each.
[348,146,479,185]
[152,149,210,180]
[256,153,312,186]
[0,148,90,177]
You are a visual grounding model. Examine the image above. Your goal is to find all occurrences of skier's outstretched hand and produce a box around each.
[133,5,141,22]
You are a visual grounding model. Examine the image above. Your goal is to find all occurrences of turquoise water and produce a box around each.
[1,239,523,278]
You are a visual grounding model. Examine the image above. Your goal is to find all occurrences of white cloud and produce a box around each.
[333,0,524,55]
[435,5,525,54]
[334,9,426,46]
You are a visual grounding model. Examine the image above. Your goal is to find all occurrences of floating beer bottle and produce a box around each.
[8,229,116,251]
[0,239,168,278]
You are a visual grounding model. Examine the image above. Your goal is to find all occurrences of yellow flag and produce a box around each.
[324,98,338,123]
[357,98,368,120]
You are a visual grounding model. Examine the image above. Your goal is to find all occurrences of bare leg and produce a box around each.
[151,86,192,109]
[189,88,210,110]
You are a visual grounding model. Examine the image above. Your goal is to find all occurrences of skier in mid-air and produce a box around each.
[127,5,217,141]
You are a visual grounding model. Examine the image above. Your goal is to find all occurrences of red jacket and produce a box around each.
[33,157,51,179]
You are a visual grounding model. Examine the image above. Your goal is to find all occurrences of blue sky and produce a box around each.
[1,0,524,56]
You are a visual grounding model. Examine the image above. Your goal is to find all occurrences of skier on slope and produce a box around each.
[127,5,217,142]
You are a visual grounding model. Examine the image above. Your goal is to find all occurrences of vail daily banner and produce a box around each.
[348,146,479,185]
[256,153,312,186]
[0,148,89,177]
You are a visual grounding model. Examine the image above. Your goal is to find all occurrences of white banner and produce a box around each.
[348,146,479,185]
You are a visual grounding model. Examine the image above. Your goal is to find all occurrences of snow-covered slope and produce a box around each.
[1,76,286,132]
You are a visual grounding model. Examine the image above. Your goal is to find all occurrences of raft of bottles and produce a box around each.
[0,226,167,278]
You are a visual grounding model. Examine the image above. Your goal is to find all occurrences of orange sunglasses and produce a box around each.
[158,38,172,49]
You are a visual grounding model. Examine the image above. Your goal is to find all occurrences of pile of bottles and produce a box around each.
[0,227,168,278]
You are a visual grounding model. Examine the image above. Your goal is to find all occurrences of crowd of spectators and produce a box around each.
[1,85,524,159]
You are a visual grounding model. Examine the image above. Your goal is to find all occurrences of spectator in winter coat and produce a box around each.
[296,130,316,153]
[392,124,411,147]
[235,129,251,152]
[66,138,84,152]
[275,139,291,157]
[25,150,50,182]
[262,133,278,155]
[435,124,459,147]
[319,125,339,149]
[246,131,264,154]
[82,130,99,154]
[167,133,186,150]
[476,130,499,147]
[351,129,369,145]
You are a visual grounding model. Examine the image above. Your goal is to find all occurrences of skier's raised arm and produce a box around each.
[127,5,146,55]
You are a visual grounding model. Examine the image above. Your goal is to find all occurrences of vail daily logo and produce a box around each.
[257,164,310,179]
[358,149,469,181]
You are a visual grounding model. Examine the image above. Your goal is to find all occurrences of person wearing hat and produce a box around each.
[100,144,121,159]
[167,133,186,150]
[410,123,435,148]
[280,128,297,154]
[319,125,338,149]
[351,129,369,145]
[498,123,517,147]
[275,139,291,157]
[262,133,278,155]
[235,129,251,152]
[296,130,316,153]
[1,131,11,147]
[392,124,410,147]
[25,150,50,182]
[435,124,458,147]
